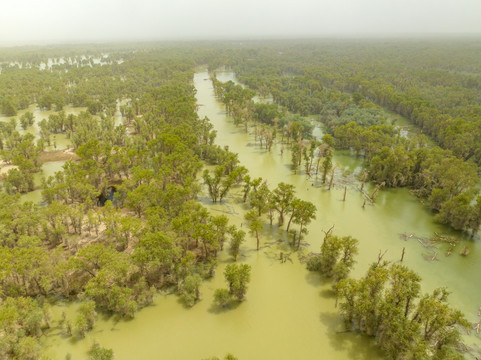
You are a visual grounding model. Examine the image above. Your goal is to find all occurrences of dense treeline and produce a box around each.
[307,233,469,359]
[0,41,478,358]
[210,77,324,250]
[212,76,329,180]
[0,48,249,359]
[337,264,469,360]
[206,40,481,236]
[0,43,322,359]
[223,41,481,162]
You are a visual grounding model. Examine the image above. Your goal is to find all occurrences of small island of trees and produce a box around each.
[0,40,479,360]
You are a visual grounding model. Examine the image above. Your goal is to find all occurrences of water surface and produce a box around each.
[42,71,480,359]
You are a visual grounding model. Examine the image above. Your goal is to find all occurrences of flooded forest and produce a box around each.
[0,40,480,360]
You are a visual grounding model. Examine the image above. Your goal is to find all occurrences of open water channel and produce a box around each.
[38,70,481,359]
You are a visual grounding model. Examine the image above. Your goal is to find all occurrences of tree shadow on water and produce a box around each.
[319,287,337,299]
[305,270,324,287]
[319,311,383,360]
[208,300,242,315]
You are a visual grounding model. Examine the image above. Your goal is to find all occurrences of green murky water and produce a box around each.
[17,161,66,204]
[0,105,82,202]
[41,71,480,359]
[1,101,126,203]
[0,104,86,151]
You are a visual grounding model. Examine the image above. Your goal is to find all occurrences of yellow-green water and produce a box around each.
[1,101,126,203]
[0,104,87,151]
[41,71,480,359]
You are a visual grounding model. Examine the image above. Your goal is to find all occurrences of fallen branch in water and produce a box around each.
[400,232,466,260]
[422,251,438,261]
[474,321,480,335]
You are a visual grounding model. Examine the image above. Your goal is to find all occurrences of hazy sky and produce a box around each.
[1,0,481,45]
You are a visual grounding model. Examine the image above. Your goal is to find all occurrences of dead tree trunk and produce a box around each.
[377,249,388,265]
[322,224,335,244]
[370,182,385,203]
[328,169,335,190]
[360,172,367,192]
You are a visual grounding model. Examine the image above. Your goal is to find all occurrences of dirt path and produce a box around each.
[39,148,80,163]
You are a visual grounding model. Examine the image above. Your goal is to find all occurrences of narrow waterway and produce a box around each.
[210,70,480,304]
[198,70,481,351]
[42,71,480,359]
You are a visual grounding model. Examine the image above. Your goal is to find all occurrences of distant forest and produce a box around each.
[0,40,479,359]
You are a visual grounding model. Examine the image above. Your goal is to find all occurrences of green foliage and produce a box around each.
[70,244,150,317]
[336,262,469,359]
[271,182,295,226]
[88,343,114,360]
[253,103,281,125]
[213,288,231,307]
[211,215,229,251]
[307,234,359,283]
[19,111,35,130]
[224,263,251,301]
[228,226,246,261]
[244,209,263,251]
[3,168,34,194]
[279,114,313,139]
[75,313,89,338]
[326,103,384,131]
[287,198,316,249]
[76,300,97,335]
[203,354,238,360]
[14,336,40,360]
[437,193,475,230]
[225,41,481,234]
[0,49,249,354]
[321,147,333,184]
[203,166,224,203]
[1,42,479,359]
[203,164,243,203]
[180,274,202,307]
[0,297,44,359]
[248,182,271,216]
[1,98,17,116]
[214,263,251,307]
[215,263,251,307]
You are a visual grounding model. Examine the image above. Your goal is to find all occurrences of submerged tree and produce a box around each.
[244,209,263,250]
[290,199,317,250]
[88,343,114,360]
[214,263,251,307]
[335,262,469,360]
[228,225,246,261]
[307,234,359,283]
[203,165,242,203]
[224,263,251,301]
[203,354,238,360]
[75,300,97,337]
[180,274,202,307]
[271,182,295,226]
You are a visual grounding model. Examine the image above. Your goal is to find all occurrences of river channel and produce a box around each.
[41,71,480,359]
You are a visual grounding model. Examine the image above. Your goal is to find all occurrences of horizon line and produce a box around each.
[1,32,481,48]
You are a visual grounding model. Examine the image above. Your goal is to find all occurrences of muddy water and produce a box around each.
[18,161,66,204]
[0,105,82,202]
[42,71,480,359]
[2,101,126,203]
[202,71,480,313]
